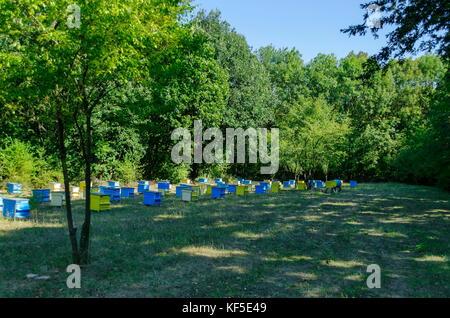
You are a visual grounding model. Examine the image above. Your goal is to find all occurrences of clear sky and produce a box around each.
[193,0,394,62]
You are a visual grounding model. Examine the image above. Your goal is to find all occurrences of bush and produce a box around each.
[0,139,62,189]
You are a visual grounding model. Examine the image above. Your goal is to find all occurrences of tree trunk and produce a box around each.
[79,111,92,264]
[56,107,80,264]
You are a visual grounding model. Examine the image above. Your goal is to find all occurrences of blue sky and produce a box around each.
[193,0,394,62]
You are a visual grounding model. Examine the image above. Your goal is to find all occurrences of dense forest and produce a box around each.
[1,1,449,191]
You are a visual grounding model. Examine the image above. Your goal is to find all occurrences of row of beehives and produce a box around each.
[1,179,358,218]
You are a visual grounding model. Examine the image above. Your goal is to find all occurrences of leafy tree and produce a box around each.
[141,25,229,180]
[0,0,190,264]
[280,97,349,180]
[257,46,309,120]
[194,10,276,128]
[342,0,450,61]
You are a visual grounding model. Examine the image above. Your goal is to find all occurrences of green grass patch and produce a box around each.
[1,183,449,297]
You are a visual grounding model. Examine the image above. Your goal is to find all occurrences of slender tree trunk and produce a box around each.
[56,107,80,264]
[79,111,92,264]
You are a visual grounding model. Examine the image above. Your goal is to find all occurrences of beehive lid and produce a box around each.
[4,197,28,202]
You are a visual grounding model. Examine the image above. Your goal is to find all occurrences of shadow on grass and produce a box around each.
[0,183,449,297]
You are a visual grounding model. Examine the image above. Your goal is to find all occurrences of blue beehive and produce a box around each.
[158,182,171,190]
[283,181,291,188]
[121,187,135,198]
[108,181,120,188]
[7,183,22,194]
[242,180,252,185]
[317,181,325,188]
[308,180,325,189]
[144,191,162,206]
[214,178,223,183]
[289,180,296,186]
[333,179,343,187]
[255,185,268,194]
[176,185,191,197]
[350,180,357,188]
[211,186,226,199]
[3,198,31,218]
[227,184,237,194]
[198,178,208,183]
[260,182,270,188]
[138,181,150,194]
[103,187,121,201]
[32,189,51,203]
[0,196,3,213]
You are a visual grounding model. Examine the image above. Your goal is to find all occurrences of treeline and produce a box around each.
[1,8,448,190]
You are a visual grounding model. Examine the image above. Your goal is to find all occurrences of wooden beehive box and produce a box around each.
[297,181,307,190]
[3,198,31,218]
[7,183,22,194]
[255,185,268,194]
[32,189,51,203]
[271,183,280,193]
[50,191,65,207]
[49,182,61,191]
[121,187,135,198]
[144,191,162,206]
[138,181,150,194]
[70,186,80,199]
[181,187,200,202]
[236,185,248,196]
[211,186,226,199]
[90,193,111,212]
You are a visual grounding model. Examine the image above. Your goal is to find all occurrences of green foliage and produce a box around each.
[0,139,34,185]
[280,97,349,179]
[0,4,448,191]
[114,160,142,186]
[195,10,275,128]
[0,139,62,188]
[342,0,450,61]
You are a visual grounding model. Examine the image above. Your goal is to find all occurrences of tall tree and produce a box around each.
[342,0,450,61]
[0,0,190,264]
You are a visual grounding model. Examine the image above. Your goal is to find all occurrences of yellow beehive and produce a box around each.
[325,180,337,188]
[297,181,307,190]
[196,183,207,195]
[191,186,201,197]
[70,186,80,198]
[236,185,248,196]
[90,193,110,212]
[325,181,338,189]
[271,183,280,193]
[79,181,93,197]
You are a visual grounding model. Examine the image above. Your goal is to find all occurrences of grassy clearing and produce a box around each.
[1,183,449,297]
